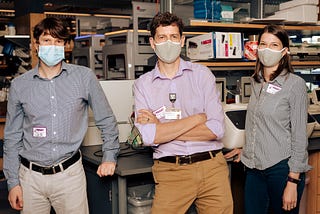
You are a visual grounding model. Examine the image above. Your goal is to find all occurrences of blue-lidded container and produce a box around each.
[193,0,221,21]
[193,0,213,20]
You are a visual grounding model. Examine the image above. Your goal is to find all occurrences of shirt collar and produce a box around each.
[33,61,69,79]
[258,69,289,87]
[151,58,192,81]
[269,69,289,87]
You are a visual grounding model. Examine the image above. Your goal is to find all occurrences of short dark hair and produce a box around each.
[33,17,70,44]
[149,12,184,38]
[253,24,293,82]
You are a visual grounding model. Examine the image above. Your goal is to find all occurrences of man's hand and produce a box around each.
[137,109,159,124]
[8,185,23,210]
[96,162,116,177]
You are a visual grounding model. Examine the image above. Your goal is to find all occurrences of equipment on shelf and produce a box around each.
[72,34,105,79]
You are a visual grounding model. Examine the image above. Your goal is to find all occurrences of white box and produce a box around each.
[270,5,319,23]
[186,32,243,60]
[186,32,215,60]
[214,32,242,59]
[279,0,318,10]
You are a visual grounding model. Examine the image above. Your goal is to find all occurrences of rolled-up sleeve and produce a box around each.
[202,69,225,139]
[133,80,157,146]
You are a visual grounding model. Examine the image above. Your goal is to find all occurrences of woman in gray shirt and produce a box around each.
[241,25,310,214]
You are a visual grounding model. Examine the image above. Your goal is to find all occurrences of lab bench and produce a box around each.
[81,137,320,214]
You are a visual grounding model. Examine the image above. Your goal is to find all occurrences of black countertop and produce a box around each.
[81,143,154,176]
[81,137,320,175]
[307,137,320,152]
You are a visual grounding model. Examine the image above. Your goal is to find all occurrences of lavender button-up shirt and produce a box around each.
[134,59,224,159]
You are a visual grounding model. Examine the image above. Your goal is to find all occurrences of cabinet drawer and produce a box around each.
[318,153,320,174]
[317,195,320,212]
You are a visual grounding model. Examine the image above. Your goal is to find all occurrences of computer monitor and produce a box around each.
[241,76,252,103]
[215,77,227,103]
[311,88,320,105]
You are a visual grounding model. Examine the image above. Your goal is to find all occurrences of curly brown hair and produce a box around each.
[149,12,184,38]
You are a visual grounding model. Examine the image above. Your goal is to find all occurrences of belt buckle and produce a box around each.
[179,155,192,165]
[40,165,56,175]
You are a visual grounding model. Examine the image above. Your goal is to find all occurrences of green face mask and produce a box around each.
[154,40,181,64]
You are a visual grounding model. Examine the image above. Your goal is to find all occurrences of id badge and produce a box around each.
[266,83,281,94]
[164,107,181,120]
[153,106,166,119]
[33,127,47,138]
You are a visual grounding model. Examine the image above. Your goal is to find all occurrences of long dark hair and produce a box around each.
[253,24,294,83]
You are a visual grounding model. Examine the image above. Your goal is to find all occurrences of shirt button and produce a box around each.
[51,80,54,83]
[53,131,56,135]
[53,114,56,117]
[51,96,54,99]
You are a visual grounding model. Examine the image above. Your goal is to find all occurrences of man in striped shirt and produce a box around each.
[3,17,119,214]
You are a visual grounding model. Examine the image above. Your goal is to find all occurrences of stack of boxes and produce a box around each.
[267,0,319,23]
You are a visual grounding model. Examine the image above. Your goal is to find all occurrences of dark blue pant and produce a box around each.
[244,159,305,214]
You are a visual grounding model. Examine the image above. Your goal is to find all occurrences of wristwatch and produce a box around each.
[287,176,301,184]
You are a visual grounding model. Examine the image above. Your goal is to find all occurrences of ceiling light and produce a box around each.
[44,11,91,17]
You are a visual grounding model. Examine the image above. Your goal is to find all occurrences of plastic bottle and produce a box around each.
[235,79,241,104]
[7,23,15,35]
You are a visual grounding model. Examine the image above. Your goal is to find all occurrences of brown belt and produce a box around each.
[156,150,222,165]
[20,151,81,175]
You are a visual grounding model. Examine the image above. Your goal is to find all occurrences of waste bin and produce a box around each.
[127,184,154,214]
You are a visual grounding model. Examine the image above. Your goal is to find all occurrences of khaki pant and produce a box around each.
[151,152,233,214]
[19,158,89,214]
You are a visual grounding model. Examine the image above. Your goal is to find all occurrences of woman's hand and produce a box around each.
[282,182,298,211]
[224,148,242,162]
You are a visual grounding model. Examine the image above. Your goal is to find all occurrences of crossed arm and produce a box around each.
[136,109,217,144]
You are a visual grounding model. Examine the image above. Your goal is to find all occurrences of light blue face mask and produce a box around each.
[38,45,65,67]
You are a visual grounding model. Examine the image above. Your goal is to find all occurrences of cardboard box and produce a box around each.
[270,5,319,23]
[279,0,318,10]
[186,32,215,60]
[214,32,242,59]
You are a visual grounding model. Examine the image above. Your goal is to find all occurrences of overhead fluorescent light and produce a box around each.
[44,11,91,17]
[0,9,15,13]
[93,14,131,19]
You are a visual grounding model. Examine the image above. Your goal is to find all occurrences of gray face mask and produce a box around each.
[258,48,285,67]
[154,40,181,64]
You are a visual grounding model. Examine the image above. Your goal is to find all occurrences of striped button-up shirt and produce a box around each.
[241,70,310,172]
[4,62,119,190]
